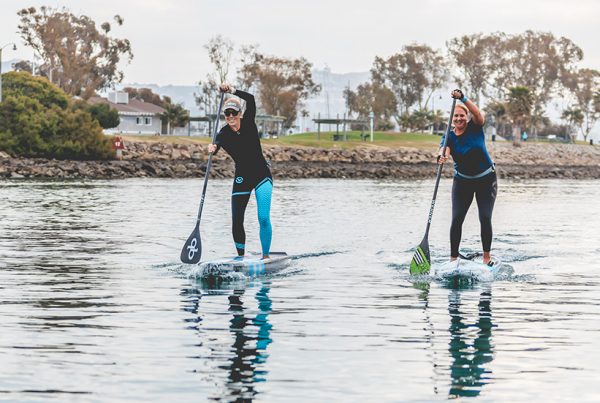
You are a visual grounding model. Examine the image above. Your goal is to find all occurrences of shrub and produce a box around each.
[0,71,114,160]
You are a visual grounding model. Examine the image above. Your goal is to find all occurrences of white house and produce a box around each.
[88,92,166,135]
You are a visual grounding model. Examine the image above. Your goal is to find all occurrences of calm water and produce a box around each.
[1,178,599,402]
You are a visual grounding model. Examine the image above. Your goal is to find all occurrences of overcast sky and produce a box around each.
[2,0,600,85]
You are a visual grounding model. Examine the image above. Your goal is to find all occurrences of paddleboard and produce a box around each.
[434,255,501,282]
[193,252,291,278]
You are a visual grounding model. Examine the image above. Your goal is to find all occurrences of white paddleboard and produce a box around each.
[191,252,291,278]
[434,256,501,282]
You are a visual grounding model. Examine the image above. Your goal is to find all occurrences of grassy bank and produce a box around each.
[121,131,595,150]
[123,131,443,150]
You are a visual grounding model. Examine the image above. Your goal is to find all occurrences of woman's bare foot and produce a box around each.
[482,251,491,265]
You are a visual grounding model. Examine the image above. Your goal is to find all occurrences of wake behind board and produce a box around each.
[191,252,290,279]
[434,254,501,282]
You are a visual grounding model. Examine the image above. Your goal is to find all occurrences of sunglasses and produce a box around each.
[224,109,239,117]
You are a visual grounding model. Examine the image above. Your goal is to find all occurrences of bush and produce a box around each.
[0,71,114,160]
[74,101,120,129]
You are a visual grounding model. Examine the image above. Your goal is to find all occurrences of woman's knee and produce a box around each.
[451,214,467,227]
[478,211,493,225]
[258,214,271,228]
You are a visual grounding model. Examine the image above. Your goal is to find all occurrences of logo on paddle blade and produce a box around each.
[187,238,199,260]
[410,246,430,275]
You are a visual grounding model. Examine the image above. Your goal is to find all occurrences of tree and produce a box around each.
[161,102,190,135]
[561,108,584,142]
[506,86,533,146]
[431,109,446,134]
[563,68,600,142]
[195,78,219,116]
[239,50,321,128]
[410,109,434,132]
[492,31,583,137]
[17,6,133,98]
[204,35,234,83]
[371,44,447,128]
[0,71,113,159]
[123,87,170,108]
[484,101,509,137]
[344,81,397,129]
[446,33,500,104]
[12,60,33,73]
[195,36,235,118]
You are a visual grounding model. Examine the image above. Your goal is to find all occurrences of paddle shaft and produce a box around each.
[195,92,226,222]
[422,98,457,238]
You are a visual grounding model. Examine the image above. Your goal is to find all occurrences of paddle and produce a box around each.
[409,98,457,275]
[180,92,226,264]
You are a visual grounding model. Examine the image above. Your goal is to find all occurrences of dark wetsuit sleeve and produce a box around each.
[213,129,225,155]
[234,90,256,121]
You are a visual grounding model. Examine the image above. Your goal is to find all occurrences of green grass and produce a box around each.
[263,131,442,149]
[121,131,598,152]
[123,131,443,150]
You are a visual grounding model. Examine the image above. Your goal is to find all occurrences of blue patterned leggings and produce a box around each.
[231,177,273,256]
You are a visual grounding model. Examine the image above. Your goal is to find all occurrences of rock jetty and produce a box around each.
[1,141,600,180]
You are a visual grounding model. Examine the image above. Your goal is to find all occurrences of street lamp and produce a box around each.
[0,43,17,103]
[368,111,374,142]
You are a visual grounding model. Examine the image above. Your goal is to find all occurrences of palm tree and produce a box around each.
[484,101,508,138]
[161,103,190,135]
[506,86,533,146]
[561,107,584,143]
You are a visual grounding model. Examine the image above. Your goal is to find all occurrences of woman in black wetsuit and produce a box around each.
[207,84,273,259]
[438,89,497,265]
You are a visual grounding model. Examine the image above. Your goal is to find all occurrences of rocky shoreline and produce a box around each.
[1,141,600,180]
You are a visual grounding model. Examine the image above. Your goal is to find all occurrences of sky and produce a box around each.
[2,0,600,86]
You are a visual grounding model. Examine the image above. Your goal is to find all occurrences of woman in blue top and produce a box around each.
[438,89,497,265]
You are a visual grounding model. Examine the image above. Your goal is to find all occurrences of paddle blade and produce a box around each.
[410,239,431,275]
[181,224,202,264]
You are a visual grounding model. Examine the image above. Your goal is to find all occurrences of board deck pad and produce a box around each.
[433,255,501,282]
[193,252,290,278]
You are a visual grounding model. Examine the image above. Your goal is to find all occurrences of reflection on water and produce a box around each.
[2,178,600,401]
[447,289,494,398]
[417,283,495,399]
[184,281,273,401]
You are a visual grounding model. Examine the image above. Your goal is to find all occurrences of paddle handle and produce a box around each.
[423,98,457,238]
[196,92,226,221]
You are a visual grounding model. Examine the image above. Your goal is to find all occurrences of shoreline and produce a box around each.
[1,141,600,180]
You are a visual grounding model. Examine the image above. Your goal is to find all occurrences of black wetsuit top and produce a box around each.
[214,90,271,193]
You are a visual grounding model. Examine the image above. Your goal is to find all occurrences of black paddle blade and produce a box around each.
[410,237,431,275]
[180,224,202,264]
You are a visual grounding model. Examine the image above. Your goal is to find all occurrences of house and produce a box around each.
[88,92,166,135]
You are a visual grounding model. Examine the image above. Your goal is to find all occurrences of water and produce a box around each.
[1,178,599,402]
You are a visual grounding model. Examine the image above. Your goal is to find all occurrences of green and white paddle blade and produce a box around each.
[410,238,431,275]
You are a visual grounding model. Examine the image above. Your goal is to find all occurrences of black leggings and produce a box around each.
[450,172,497,258]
